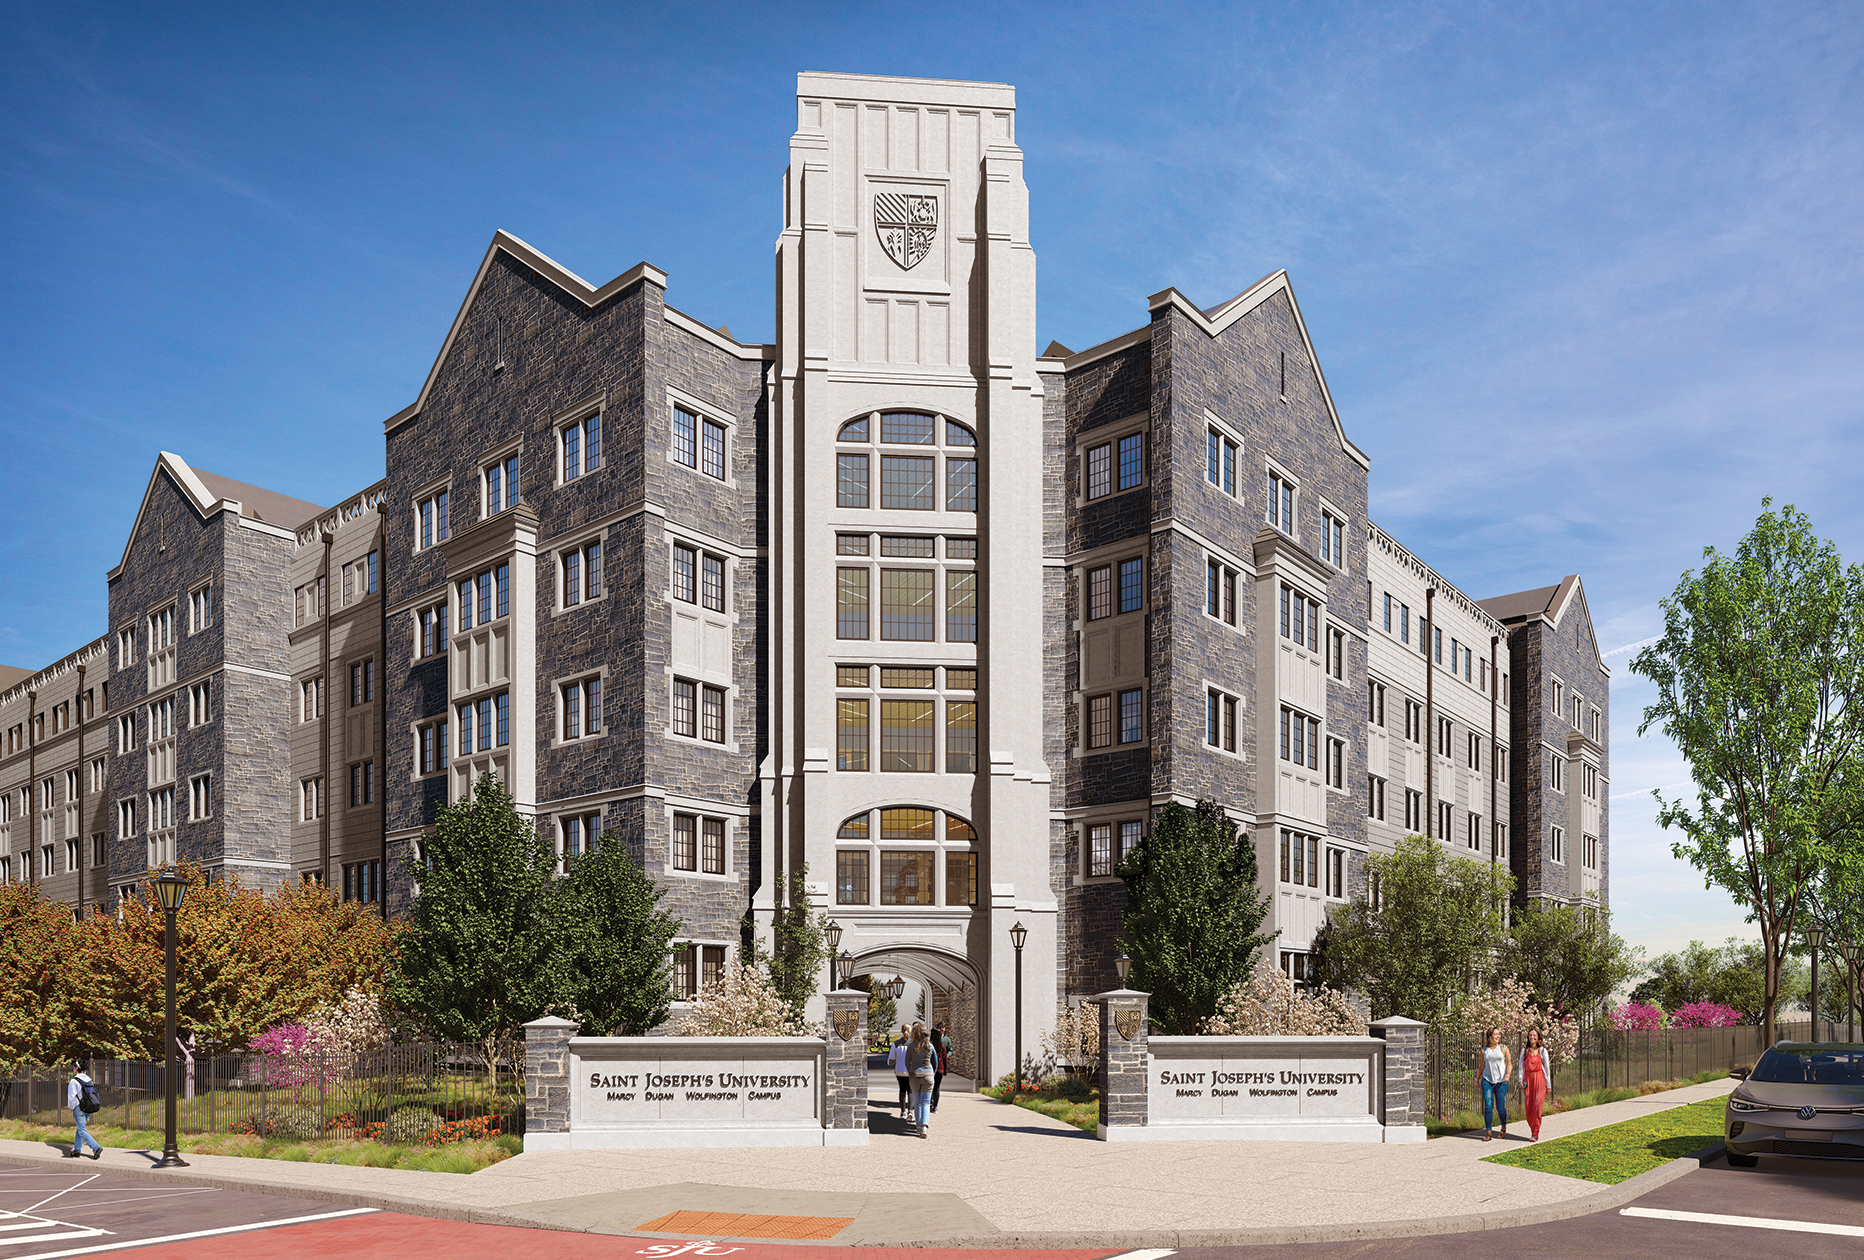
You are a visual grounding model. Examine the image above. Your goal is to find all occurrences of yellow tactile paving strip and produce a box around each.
[635,1210,856,1240]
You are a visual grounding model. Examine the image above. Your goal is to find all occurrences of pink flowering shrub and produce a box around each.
[1611,1002,1667,1031]
[245,1021,337,1091]
[1669,1001,1744,1029]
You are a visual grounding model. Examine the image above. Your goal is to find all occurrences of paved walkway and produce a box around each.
[0,1074,1737,1246]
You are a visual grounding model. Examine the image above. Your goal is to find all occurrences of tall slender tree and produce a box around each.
[1631,501,1864,1046]
[1116,798,1275,1034]
[561,833,682,1035]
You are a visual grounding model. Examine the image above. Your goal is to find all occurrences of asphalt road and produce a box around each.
[1179,1153,1864,1260]
[2,1151,1857,1259]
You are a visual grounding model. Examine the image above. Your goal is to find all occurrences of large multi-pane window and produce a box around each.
[1279,829,1319,888]
[455,692,510,755]
[1119,558,1144,614]
[418,490,449,550]
[563,541,603,607]
[484,453,521,514]
[837,699,868,771]
[946,700,976,772]
[1085,442,1112,499]
[671,813,727,875]
[1119,688,1144,744]
[837,453,869,507]
[701,417,726,479]
[1087,566,1112,621]
[880,569,935,640]
[945,570,976,642]
[1319,510,1345,566]
[1280,585,1320,651]
[881,455,936,510]
[837,568,869,639]
[701,684,726,743]
[1207,428,1238,495]
[880,699,935,772]
[455,564,510,630]
[673,405,697,468]
[836,849,870,905]
[1206,689,1238,752]
[672,543,697,603]
[419,720,449,775]
[1280,706,1320,769]
[1085,430,1145,500]
[1206,560,1238,625]
[561,677,602,741]
[701,553,725,612]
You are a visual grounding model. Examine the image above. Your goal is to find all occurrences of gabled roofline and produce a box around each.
[383,232,773,439]
[106,452,292,581]
[1148,271,1369,471]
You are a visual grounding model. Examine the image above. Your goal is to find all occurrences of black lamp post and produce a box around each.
[1009,921,1028,1094]
[1843,942,1861,1044]
[837,949,854,988]
[887,974,906,1002]
[1115,950,1131,987]
[152,872,188,1169]
[1808,927,1825,1040]
[825,919,843,988]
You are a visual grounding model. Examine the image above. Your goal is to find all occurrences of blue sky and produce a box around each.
[4,2,1860,966]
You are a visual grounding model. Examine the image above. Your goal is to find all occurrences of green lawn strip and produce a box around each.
[1480,1095,1725,1185]
[1426,1068,1728,1140]
[0,1117,520,1172]
[981,1085,1099,1133]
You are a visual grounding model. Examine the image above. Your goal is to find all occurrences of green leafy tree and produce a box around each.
[748,866,832,1017]
[1630,501,1864,1045]
[1505,903,1638,1019]
[561,833,682,1035]
[1318,834,1514,1024]
[1116,798,1276,1035]
[1630,937,1805,1023]
[389,774,570,1078]
[858,976,897,1042]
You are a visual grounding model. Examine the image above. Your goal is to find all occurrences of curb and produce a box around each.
[0,1140,1730,1249]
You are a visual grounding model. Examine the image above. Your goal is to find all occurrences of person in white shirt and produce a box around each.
[1480,1027,1512,1141]
[66,1060,102,1160]
[886,1025,911,1118]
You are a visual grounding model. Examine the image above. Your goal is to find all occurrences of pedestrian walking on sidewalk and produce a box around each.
[1519,1027,1552,1141]
[66,1060,103,1160]
[888,1024,912,1118]
[930,1021,950,1113]
[1480,1026,1512,1141]
[906,1021,938,1137]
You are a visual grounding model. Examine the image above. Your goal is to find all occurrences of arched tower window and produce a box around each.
[834,807,978,908]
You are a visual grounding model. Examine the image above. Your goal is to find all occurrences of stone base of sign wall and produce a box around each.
[525,1126,869,1151]
[1097,1118,1398,1143]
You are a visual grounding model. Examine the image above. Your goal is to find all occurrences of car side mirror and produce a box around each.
[1729,1066,1750,1080]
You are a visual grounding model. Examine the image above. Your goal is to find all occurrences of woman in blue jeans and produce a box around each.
[1480,1026,1512,1141]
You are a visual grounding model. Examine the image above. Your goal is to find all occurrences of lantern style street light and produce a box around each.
[1842,942,1861,1044]
[837,949,854,988]
[1808,927,1825,1040]
[1009,921,1028,1095]
[1115,950,1132,986]
[152,872,188,1169]
[825,920,843,989]
[887,974,906,1001]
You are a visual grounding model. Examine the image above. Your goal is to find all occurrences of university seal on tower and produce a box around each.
[874,192,938,270]
[832,1009,861,1040]
[1115,1009,1142,1041]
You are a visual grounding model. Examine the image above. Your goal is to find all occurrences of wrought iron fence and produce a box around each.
[1,1043,523,1142]
[1424,1019,1833,1124]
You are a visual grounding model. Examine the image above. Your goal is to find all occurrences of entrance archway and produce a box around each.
[852,944,983,1090]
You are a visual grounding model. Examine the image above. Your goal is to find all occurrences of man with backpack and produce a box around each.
[66,1060,103,1160]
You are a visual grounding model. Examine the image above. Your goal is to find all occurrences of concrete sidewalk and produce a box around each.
[0,1074,1737,1247]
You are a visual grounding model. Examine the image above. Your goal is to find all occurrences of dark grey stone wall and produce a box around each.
[105,469,295,902]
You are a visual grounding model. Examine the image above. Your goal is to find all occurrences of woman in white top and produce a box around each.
[1480,1026,1512,1141]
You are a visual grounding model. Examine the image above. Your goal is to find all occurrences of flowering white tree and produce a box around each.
[1201,961,1363,1036]
[675,961,820,1037]
[1042,1002,1099,1074]
[1454,976,1580,1063]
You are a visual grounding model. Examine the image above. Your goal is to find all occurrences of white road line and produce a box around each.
[21,1178,98,1218]
[1099,1251,1178,1260]
[1621,1207,1864,1238]
[0,1233,109,1249]
[3,1207,378,1260]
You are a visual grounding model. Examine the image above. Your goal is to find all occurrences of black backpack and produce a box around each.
[78,1079,102,1114]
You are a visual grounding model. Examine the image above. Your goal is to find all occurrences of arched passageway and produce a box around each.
[852,945,983,1089]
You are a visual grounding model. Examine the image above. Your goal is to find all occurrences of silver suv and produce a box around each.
[1724,1041,1864,1166]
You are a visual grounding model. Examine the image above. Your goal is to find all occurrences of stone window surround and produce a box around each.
[409,715,450,780]
[186,576,215,634]
[1201,408,1244,500]
[1264,456,1301,540]
[1079,682,1148,755]
[1069,803,1149,884]
[477,436,524,520]
[550,665,610,749]
[410,474,453,553]
[551,528,609,618]
[116,624,137,671]
[1315,494,1349,570]
[667,937,737,1006]
[1076,412,1148,507]
[1202,680,1246,761]
[666,385,739,490]
[662,800,738,883]
[1325,735,1350,794]
[1081,552,1146,624]
[665,673,737,754]
[662,529,737,618]
[1203,554,1243,633]
[831,806,979,910]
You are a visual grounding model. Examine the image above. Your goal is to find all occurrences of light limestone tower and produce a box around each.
[766,72,1052,1081]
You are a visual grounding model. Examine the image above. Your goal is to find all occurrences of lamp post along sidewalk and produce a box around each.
[153,872,188,1168]
[1808,927,1824,1041]
[1009,921,1027,1094]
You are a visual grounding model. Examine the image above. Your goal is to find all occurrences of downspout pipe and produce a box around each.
[320,531,334,886]
[1423,589,1435,839]
[26,689,37,887]
[76,664,86,917]
[377,503,390,919]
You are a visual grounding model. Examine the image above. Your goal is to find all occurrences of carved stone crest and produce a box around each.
[832,1009,861,1040]
[1115,1008,1142,1041]
[875,192,938,270]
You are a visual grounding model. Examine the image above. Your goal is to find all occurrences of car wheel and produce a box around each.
[1725,1152,1759,1168]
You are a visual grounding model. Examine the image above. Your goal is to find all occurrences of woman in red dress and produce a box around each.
[1520,1027,1553,1141]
